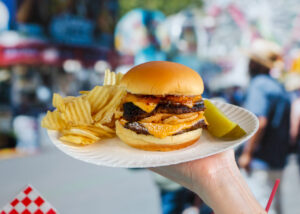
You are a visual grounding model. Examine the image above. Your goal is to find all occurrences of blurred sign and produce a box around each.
[50,14,94,46]
[0,40,116,68]
[0,38,48,66]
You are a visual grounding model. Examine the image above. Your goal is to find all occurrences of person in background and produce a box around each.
[285,70,300,173]
[291,95,300,170]
[238,39,290,214]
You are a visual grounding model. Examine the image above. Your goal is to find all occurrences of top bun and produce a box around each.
[120,61,204,96]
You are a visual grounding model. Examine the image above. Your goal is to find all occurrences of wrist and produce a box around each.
[194,161,265,214]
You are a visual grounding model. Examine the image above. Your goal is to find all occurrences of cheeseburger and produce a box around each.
[116,61,207,151]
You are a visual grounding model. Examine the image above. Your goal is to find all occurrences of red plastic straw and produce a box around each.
[265,179,280,212]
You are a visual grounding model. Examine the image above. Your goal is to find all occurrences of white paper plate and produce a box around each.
[48,100,258,168]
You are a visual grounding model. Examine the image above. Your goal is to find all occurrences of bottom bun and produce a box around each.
[115,121,202,151]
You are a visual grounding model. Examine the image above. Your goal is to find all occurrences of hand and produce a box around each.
[150,150,235,194]
[238,152,252,172]
[150,149,266,214]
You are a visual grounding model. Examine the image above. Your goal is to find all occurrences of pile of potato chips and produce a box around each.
[41,70,126,145]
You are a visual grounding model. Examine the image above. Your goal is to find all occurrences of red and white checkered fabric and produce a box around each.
[1,185,57,214]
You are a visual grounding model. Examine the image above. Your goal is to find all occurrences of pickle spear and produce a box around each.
[204,100,246,139]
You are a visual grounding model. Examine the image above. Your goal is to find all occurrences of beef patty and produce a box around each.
[123,100,205,122]
[124,119,207,136]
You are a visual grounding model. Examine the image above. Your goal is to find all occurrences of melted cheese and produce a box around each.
[124,93,200,113]
[141,113,205,138]
[133,102,157,113]
[124,94,158,113]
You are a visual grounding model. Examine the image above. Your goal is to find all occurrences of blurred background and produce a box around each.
[0,0,300,213]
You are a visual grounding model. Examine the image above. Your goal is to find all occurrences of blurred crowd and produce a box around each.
[1,0,300,214]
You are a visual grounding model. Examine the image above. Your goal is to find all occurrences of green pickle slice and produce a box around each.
[222,125,247,140]
[204,100,246,140]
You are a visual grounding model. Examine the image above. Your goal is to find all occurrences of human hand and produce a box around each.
[150,149,265,214]
[150,150,235,195]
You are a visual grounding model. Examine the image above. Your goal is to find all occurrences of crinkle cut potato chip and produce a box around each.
[41,70,125,145]
[104,69,116,85]
[116,73,123,85]
[104,69,124,86]
[79,125,113,138]
[52,93,65,112]
[62,128,100,141]
[60,135,95,145]
[94,123,115,136]
[41,110,68,130]
[61,97,93,126]
[79,91,89,95]
[87,86,114,114]
[93,86,126,123]
[63,96,76,103]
